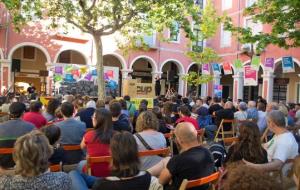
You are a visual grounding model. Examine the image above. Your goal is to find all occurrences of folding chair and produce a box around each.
[0,147,14,154]
[179,171,220,190]
[138,148,170,157]
[164,132,174,156]
[62,145,83,172]
[49,163,62,172]
[214,119,235,142]
[86,155,111,175]
[223,137,239,146]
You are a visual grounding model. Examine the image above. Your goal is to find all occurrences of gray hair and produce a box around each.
[267,110,286,128]
[239,102,247,111]
[248,101,256,108]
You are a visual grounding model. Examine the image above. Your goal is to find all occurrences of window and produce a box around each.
[246,0,257,7]
[222,0,232,10]
[194,0,203,9]
[23,46,35,60]
[169,22,180,42]
[192,23,203,52]
[58,50,71,63]
[245,18,262,35]
[220,24,231,47]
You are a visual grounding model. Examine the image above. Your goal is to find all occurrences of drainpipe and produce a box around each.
[4,10,9,59]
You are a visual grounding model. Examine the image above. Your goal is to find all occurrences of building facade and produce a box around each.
[206,0,300,103]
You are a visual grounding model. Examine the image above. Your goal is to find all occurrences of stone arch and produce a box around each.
[54,49,88,65]
[160,59,185,74]
[8,42,51,63]
[129,55,158,73]
[103,52,127,70]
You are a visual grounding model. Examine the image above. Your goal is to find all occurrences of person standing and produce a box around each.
[155,77,161,97]
[27,83,36,100]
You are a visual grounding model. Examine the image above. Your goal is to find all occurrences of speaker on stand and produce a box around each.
[11,59,21,93]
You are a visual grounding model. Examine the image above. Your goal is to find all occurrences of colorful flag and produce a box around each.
[264,58,274,72]
[223,62,232,75]
[202,64,210,75]
[212,63,221,75]
[244,65,258,86]
[54,66,63,74]
[282,56,295,73]
[251,56,260,71]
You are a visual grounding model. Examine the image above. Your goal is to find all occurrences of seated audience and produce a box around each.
[0,131,71,190]
[257,102,267,134]
[43,98,60,122]
[152,106,171,134]
[80,108,113,177]
[55,102,86,164]
[292,156,300,189]
[182,97,192,111]
[208,97,223,117]
[244,110,298,173]
[222,164,282,190]
[134,111,167,170]
[0,102,35,168]
[176,105,200,130]
[246,101,258,121]
[215,101,234,130]
[23,101,47,129]
[110,101,132,132]
[76,100,96,128]
[234,102,248,121]
[41,125,64,165]
[225,121,268,164]
[157,122,215,190]
[69,132,162,190]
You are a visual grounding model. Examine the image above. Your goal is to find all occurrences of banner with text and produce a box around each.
[244,65,258,86]
[282,56,295,73]
[264,57,275,72]
[223,62,232,75]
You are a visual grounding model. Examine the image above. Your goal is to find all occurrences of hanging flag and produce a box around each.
[223,62,232,75]
[214,85,223,98]
[202,64,210,75]
[54,66,63,74]
[92,69,97,76]
[212,63,221,75]
[85,73,92,81]
[80,66,88,74]
[71,69,80,77]
[65,74,75,82]
[244,65,258,86]
[54,74,63,82]
[282,56,295,73]
[234,59,243,72]
[251,56,260,71]
[64,65,73,73]
[264,58,275,72]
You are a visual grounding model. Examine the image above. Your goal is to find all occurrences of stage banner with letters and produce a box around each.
[136,83,155,98]
[244,65,258,86]
[282,56,295,73]
[131,98,154,109]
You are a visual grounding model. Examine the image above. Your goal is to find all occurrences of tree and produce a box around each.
[224,0,300,51]
[1,0,205,99]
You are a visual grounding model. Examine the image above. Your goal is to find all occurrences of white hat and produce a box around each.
[86,100,96,109]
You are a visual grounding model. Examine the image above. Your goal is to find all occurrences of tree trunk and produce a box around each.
[93,34,106,100]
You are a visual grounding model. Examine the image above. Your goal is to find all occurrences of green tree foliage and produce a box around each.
[224,0,300,50]
[1,0,221,98]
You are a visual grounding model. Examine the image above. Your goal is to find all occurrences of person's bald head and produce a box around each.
[175,122,198,144]
[225,101,233,109]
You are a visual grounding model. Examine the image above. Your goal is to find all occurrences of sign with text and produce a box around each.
[264,57,275,72]
[136,83,155,98]
[282,56,295,73]
[244,66,258,86]
[131,98,154,109]
[202,64,210,75]
[223,62,232,75]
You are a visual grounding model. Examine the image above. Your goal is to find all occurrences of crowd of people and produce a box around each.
[0,93,300,190]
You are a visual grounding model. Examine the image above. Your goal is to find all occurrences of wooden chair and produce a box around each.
[197,129,205,143]
[223,137,239,146]
[49,164,62,172]
[62,145,82,172]
[179,171,220,190]
[86,128,94,132]
[0,147,14,154]
[214,119,236,142]
[62,145,81,151]
[86,148,170,175]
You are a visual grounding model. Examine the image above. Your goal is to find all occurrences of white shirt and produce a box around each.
[264,132,298,163]
[202,103,209,109]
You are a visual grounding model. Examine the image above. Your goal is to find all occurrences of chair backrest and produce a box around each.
[49,164,61,172]
[0,148,14,154]
[214,119,235,142]
[179,171,220,190]
[223,137,239,146]
[138,148,170,157]
[197,129,205,143]
[62,145,81,151]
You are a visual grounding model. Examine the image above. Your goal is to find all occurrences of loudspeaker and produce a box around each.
[167,70,175,82]
[11,59,21,72]
[39,70,49,77]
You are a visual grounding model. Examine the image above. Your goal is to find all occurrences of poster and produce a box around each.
[212,63,221,75]
[251,56,260,71]
[131,98,154,109]
[213,85,222,98]
[264,57,274,72]
[202,64,210,75]
[104,66,119,97]
[223,62,232,75]
[282,56,295,73]
[244,65,258,86]
[234,59,243,72]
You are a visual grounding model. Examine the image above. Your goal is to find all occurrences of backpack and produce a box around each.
[208,141,227,168]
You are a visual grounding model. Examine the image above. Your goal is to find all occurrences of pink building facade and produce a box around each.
[207,0,300,103]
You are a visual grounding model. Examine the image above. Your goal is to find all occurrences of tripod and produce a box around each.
[165,82,175,99]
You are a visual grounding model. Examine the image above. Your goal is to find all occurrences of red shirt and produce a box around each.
[176,116,200,130]
[84,130,110,177]
[23,112,47,129]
